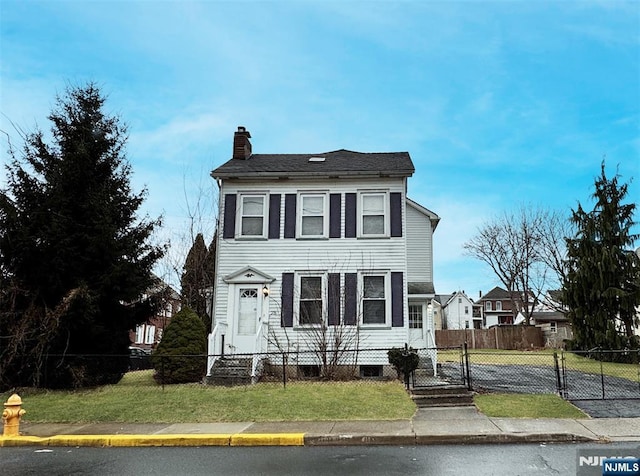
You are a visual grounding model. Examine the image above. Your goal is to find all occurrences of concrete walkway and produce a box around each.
[2,407,639,447]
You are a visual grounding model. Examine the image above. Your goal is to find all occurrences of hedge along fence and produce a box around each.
[436,326,544,350]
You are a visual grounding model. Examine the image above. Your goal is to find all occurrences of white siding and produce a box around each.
[213,176,428,354]
[405,203,433,284]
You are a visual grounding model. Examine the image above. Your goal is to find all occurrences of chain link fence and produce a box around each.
[5,347,638,402]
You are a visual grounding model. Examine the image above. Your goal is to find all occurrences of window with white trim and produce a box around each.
[496,301,502,311]
[135,325,145,344]
[298,275,324,325]
[485,301,492,311]
[361,273,389,325]
[550,321,557,333]
[238,194,267,237]
[144,325,156,344]
[359,192,387,237]
[298,193,327,238]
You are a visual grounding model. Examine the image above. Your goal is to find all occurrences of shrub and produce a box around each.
[152,307,207,384]
[387,346,420,385]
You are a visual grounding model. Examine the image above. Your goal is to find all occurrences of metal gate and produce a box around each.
[558,349,640,401]
[411,345,470,388]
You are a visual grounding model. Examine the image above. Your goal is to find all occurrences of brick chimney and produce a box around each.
[233,126,252,160]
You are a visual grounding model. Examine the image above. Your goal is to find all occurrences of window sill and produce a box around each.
[235,236,268,241]
[359,325,392,330]
[293,325,324,330]
[296,236,329,241]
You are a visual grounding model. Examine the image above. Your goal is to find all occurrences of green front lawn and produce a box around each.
[5,373,416,423]
[474,393,588,419]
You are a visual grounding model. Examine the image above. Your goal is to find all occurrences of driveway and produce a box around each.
[438,362,640,418]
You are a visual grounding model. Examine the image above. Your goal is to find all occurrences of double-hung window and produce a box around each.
[362,274,388,325]
[485,301,492,311]
[299,193,327,238]
[239,194,267,238]
[298,275,324,325]
[360,192,387,237]
[495,301,502,311]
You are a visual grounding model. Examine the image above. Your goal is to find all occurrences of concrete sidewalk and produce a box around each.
[2,407,639,447]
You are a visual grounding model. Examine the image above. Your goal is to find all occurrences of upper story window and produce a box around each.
[465,306,469,315]
[496,301,502,311]
[360,192,388,237]
[550,321,557,333]
[298,275,324,325]
[361,273,389,325]
[485,301,492,311]
[299,193,327,238]
[239,194,267,238]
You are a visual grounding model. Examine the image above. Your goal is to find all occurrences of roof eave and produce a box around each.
[212,170,415,180]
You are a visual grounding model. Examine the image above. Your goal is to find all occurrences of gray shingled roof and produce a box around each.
[212,149,415,179]
[407,282,435,295]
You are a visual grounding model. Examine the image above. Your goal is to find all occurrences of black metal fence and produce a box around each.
[5,347,638,402]
[558,349,640,401]
[459,347,640,401]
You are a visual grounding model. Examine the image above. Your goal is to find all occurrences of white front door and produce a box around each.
[408,303,427,349]
[233,286,260,354]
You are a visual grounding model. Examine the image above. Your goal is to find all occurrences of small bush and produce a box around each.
[152,307,207,384]
[387,346,420,384]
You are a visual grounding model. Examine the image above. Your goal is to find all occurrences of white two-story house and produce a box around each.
[207,127,439,380]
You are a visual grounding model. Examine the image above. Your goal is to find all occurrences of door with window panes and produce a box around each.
[234,286,261,353]
[408,302,427,348]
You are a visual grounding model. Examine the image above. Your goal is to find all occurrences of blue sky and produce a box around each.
[1,1,639,296]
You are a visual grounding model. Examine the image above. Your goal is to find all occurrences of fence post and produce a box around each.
[464,342,472,391]
[161,356,165,392]
[282,352,286,389]
[553,351,563,398]
[599,347,605,400]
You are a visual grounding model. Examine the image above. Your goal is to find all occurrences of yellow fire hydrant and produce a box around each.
[3,393,26,437]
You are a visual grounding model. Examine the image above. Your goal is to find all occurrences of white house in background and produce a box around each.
[441,291,480,330]
[207,127,440,380]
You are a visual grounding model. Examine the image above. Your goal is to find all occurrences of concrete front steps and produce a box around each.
[206,357,253,385]
[410,385,475,407]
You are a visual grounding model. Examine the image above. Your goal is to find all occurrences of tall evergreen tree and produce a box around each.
[180,233,213,333]
[562,162,640,354]
[0,83,164,389]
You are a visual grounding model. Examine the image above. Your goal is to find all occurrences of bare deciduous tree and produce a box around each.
[463,205,569,325]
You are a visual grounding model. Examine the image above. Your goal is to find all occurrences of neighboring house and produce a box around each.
[430,297,444,331]
[529,311,572,348]
[130,278,181,351]
[513,290,572,347]
[478,286,516,327]
[440,291,481,330]
[207,127,440,379]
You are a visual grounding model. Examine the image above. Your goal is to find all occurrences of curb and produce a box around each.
[0,432,598,448]
[0,433,305,448]
[305,433,600,446]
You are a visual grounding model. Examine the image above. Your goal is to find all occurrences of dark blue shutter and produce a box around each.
[329,194,341,238]
[391,272,404,327]
[390,192,402,237]
[344,273,357,325]
[269,194,281,239]
[223,194,236,239]
[345,193,356,238]
[328,273,340,326]
[281,273,294,327]
[284,194,296,238]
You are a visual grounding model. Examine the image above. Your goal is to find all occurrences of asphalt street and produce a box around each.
[2,442,639,476]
